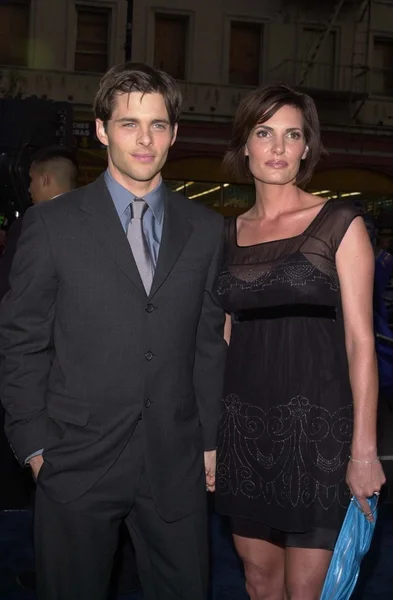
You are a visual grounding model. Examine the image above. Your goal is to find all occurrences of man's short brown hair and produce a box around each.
[224,84,324,187]
[93,62,182,127]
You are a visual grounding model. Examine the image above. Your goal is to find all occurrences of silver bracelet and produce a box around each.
[349,455,380,464]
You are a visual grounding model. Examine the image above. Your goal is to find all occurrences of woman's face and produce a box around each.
[245,104,308,186]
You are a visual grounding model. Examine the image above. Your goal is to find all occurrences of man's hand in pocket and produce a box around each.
[29,455,44,481]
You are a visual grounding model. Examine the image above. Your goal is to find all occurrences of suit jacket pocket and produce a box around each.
[46,393,90,427]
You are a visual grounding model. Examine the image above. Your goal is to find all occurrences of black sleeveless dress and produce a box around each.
[215,199,360,550]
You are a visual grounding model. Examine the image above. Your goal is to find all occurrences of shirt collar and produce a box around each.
[104,169,164,224]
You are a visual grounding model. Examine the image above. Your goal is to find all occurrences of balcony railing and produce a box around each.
[1,63,393,127]
[0,66,101,105]
[268,60,370,97]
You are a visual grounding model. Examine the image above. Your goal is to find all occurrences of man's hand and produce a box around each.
[204,450,216,492]
[29,454,44,481]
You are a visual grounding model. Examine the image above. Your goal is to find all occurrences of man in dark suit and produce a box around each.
[0,62,226,600]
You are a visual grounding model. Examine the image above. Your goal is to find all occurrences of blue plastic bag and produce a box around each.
[320,494,378,600]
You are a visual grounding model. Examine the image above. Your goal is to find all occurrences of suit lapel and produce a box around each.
[149,190,193,298]
[79,174,146,296]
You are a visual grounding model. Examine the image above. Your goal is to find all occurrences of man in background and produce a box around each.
[0,145,78,301]
[28,144,78,206]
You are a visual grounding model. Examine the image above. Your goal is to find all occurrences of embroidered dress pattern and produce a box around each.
[217,394,352,508]
[217,257,339,296]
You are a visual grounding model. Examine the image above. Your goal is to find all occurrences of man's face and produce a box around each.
[96,92,177,193]
[28,165,47,204]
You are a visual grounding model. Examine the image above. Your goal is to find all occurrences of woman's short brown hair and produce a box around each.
[224,84,323,187]
[93,62,182,127]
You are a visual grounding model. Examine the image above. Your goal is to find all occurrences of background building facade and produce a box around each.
[132,0,393,223]
[0,0,129,196]
[1,0,393,225]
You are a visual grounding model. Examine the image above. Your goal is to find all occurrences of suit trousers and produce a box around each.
[34,420,209,600]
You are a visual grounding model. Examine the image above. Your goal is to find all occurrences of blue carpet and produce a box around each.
[1,505,392,599]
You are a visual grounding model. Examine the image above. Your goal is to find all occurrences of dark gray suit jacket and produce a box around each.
[0,174,226,521]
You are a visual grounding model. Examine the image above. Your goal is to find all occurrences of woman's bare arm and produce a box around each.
[336,217,386,517]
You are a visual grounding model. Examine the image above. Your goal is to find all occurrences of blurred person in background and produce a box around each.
[28,144,78,205]
[363,214,393,394]
[377,234,393,326]
[0,145,78,301]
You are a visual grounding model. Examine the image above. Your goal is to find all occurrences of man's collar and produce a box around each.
[104,169,164,223]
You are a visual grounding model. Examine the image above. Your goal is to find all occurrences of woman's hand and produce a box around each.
[346,459,386,521]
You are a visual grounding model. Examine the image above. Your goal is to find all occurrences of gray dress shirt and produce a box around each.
[104,169,164,265]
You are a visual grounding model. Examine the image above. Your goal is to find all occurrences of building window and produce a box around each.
[229,22,263,86]
[74,6,111,73]
[154,13,189,80]
[372,37,393,96]
[0,0,30,66]
[300,27,336,89]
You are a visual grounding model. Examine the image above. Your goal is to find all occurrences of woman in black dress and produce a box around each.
[215,84,386,599]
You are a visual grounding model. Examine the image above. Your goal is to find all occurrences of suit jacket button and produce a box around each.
[145,351,153,361]
[146,304,154,313]
[144,399,151,408]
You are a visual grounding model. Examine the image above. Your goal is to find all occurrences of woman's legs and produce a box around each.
[233,534,333,600]
[285,547,332,600]
[233,534,285,600]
